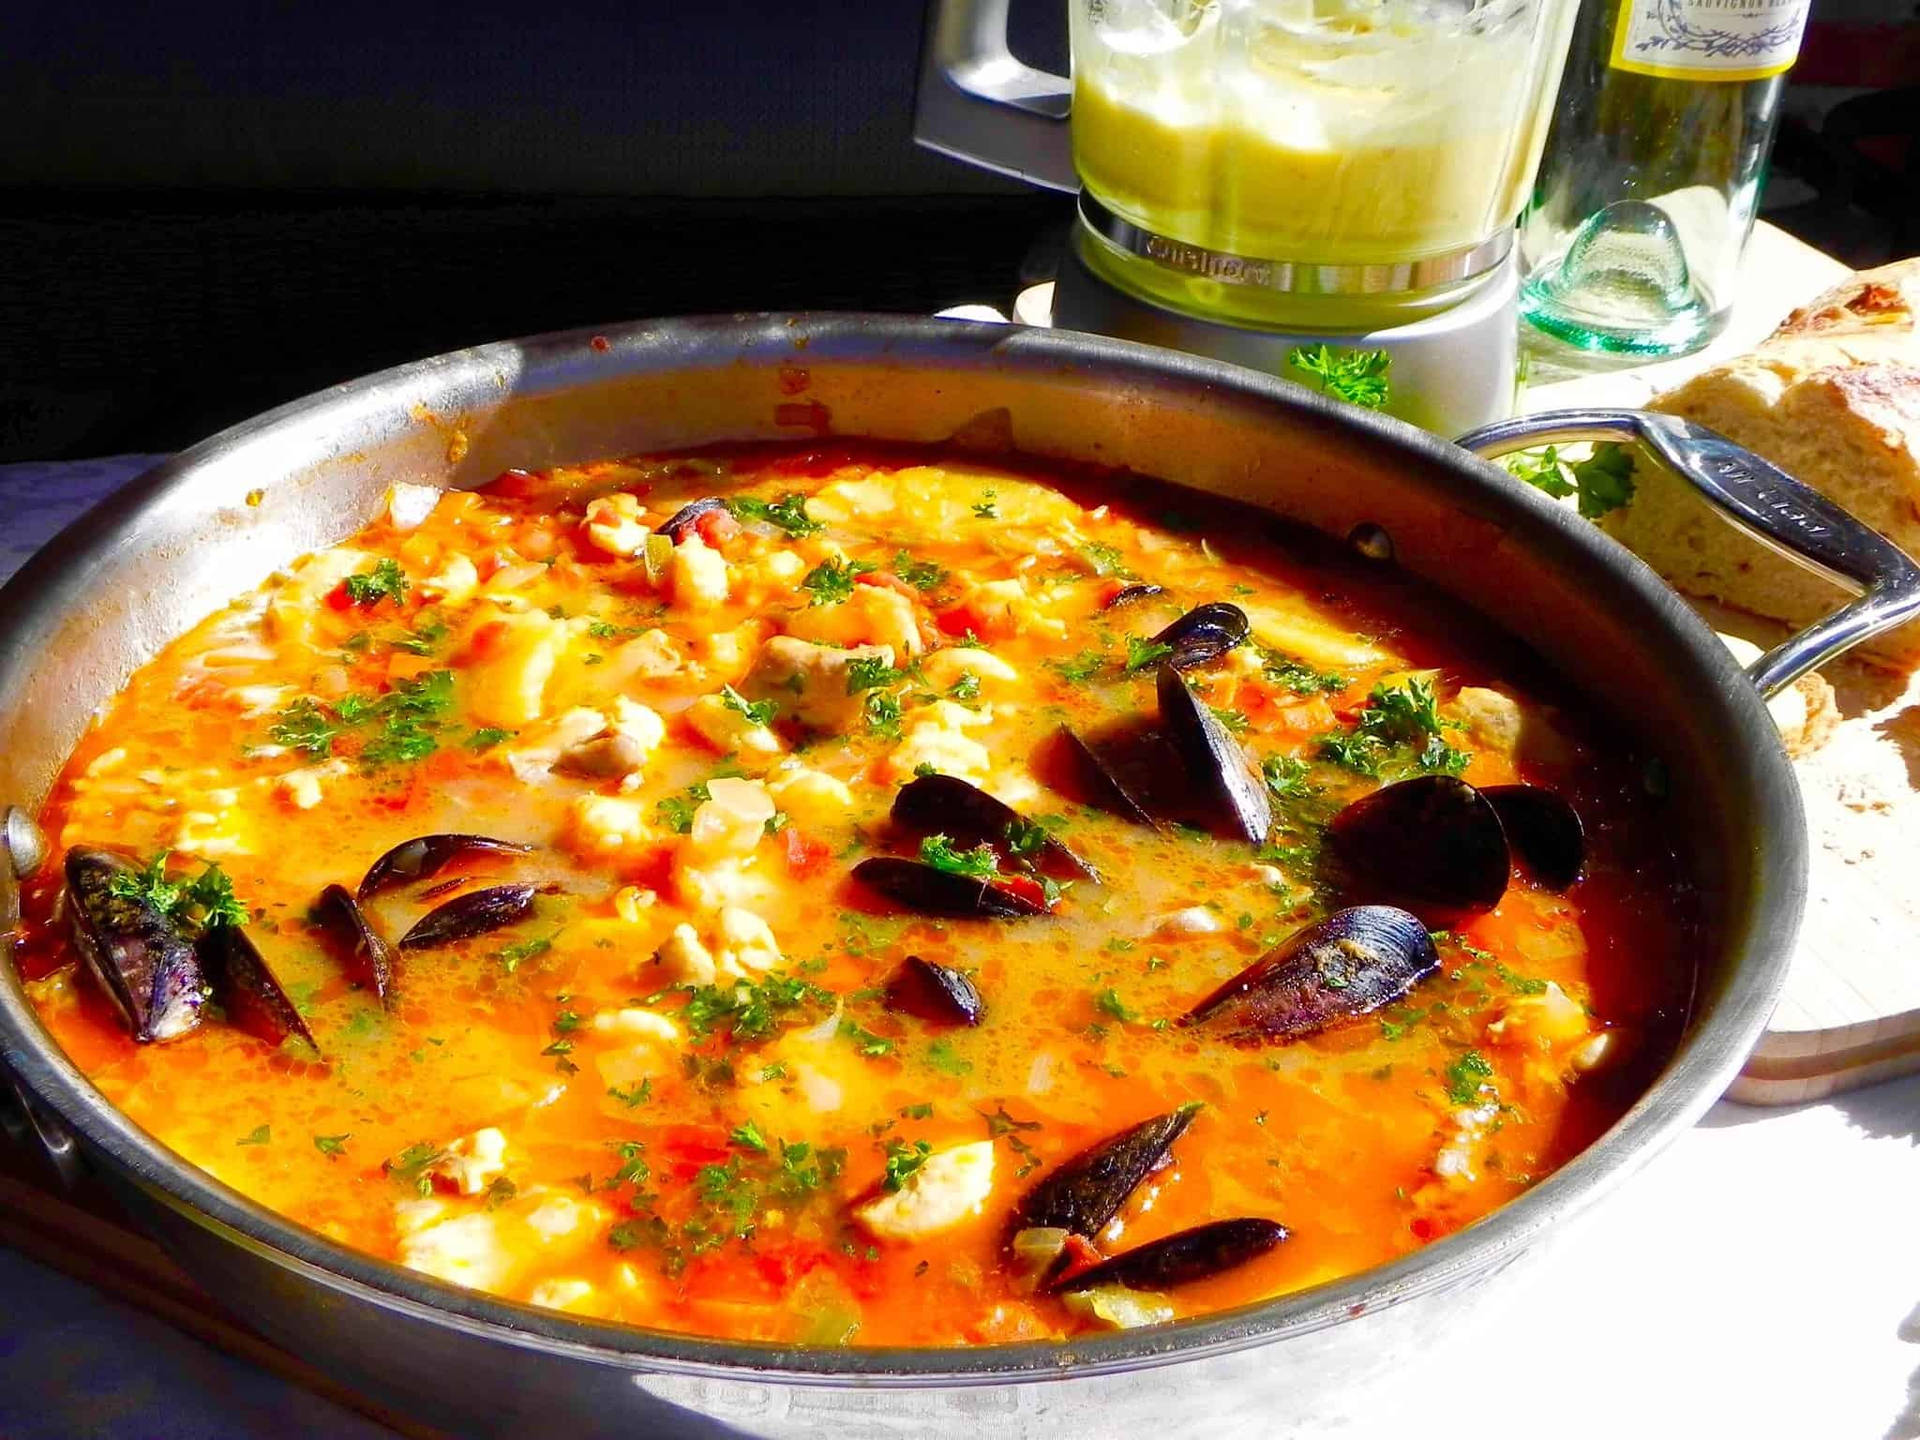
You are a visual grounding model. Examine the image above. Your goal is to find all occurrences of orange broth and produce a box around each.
[13,444,1692,1346]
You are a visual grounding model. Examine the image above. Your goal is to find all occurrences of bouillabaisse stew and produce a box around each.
[14,446,1692,1345]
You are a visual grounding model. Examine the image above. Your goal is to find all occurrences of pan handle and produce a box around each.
[1457,407,1920,698]
[0,805,84,1190]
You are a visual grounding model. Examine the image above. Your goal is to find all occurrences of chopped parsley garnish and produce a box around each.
[465,727,512,752]
[1261,649,1348,695]
[839,1018,896,1057]
[800,557,876,606]
[1050,649,1107,681]
[342,558,410,606]
[844,655,899,695]
[1094,987,1138,1023]
[1445,1048,1496,1106]
[864,689,903,740]
[1210,705,1250,733]
[927,1039,972,1075]
[918,833,999,878]
[236,1124,271,1147]
[1288,344,1391,410]
[269,697,341,757]
[972,489,999,519]
[108,853,248,933]
[881,1138,933,1193]
[947,673,981,703]
[656,780,713,834]
[1123,636,1173,672]
[1261,755,1313,799]
[719,684,778,727]
[1505,442,1637,520]
[726,492,820,536]
[385,1142,446,1196]
[1319,677,1469,778]
[608,1078,653,1108]
[730,1121,769,1153]
[676,973,833,1043]
[1079,542,1134,578]
[1004,815,1050,858]
[390,615,448,656]
[496,931,557,975]
[892,551,946,591]
[312,1133,350,1158]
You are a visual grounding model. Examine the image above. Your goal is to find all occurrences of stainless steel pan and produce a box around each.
[2,315,1914,1438]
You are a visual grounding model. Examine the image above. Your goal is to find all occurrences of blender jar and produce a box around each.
[918,0,1581,331]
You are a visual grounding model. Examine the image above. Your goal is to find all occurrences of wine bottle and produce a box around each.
[1518,0,1812,357]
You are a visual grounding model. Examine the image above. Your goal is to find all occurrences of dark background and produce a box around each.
[2,1,1911,463]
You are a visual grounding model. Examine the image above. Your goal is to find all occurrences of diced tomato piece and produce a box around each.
[996,873,1053,911]
[783,825,831,875]
[935,602,995,641]
[325,581,355,611]
[693,508,741,547]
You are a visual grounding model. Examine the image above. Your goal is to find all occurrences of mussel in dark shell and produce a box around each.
[357,834,530,901]
[1058,725,1158,828]
[1013,1104,1201,1241]
[656,496,728,542]
[1482,784,1584,891]
[313,883,397,1003]
[1328,775,1509,916]
[1151,603,1250,671]
[1052,1217,1289,1294]
[1157,666,1272,844]
[200,923,318,1051]
[398,883,542,950]
[851,858,1046,919]
[890,774,1098,882]
[885,955,984,1026]
[63,848,207,1043]
[1103,583,1164,610]
[1182,905,1438,1043]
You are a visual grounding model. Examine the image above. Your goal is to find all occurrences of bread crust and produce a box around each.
[1600,259,1920,672]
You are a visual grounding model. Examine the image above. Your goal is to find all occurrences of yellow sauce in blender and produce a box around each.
[1068,0,1575,328]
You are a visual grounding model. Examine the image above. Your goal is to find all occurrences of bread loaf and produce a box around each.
[1600,259,1920,671]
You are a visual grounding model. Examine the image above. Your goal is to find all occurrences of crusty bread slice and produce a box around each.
[1599,259,1920,671]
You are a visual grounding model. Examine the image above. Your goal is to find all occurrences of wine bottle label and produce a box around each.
[1610,0,1810,81]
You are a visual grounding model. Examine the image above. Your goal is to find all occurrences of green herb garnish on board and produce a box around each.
[1288,345,1391,410]
[1505,443,1637,520]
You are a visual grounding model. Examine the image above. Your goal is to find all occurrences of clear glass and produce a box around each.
[1517,1,1789,357]
[1066,0,1580,328]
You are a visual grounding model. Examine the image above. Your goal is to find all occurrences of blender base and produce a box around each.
[1049,241,1520,437]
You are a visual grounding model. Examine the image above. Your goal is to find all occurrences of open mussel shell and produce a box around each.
[1157,666,1272,844]
[885,955,984,1026]
[1151,603,1250,671]
[64,848,206,1043]
[851,858,1046,919]
[399,883,542,950]
[1182,905,1438,1043]
[1013,1104,1200,1241]
[200,924,318,1052]
[1328,775,1509,916]
[656,496,727,542]
[1482,784,1584,891]
[314,883,397,1003]
[1058,725,1159,828]
[357,834,531,901]
[891,774,1098,883]
[1052,1217,1289,1295]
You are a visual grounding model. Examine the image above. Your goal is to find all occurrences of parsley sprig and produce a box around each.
[342,558,410,606]
[107,852,248,932]
[725,492,820,536]
[1288,345,1390,410]
[1505,443,1637,520]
